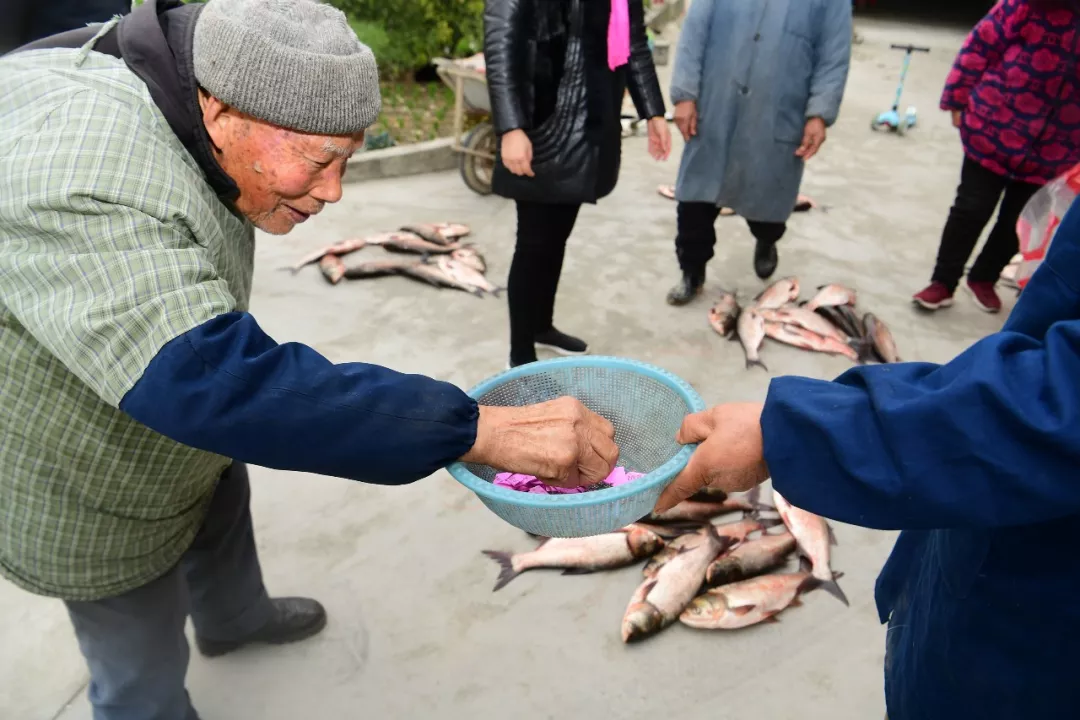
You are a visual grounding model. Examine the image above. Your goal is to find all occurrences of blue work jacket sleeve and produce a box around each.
[119,312,480,485]
[762,317,1080,530]
[805,0,853,126]
[669,0,713,104]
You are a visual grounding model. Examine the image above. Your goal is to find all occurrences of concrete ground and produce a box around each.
[2,15,1015,720]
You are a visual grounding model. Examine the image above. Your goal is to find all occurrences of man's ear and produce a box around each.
[198,90,231,150]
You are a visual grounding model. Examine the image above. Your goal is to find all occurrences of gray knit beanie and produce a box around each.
[193,0,381,136]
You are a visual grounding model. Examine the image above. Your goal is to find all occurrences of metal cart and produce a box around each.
[433,56,496,196]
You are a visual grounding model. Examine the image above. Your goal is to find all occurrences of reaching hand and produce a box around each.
[673,100,698,143]
[501,129,534,177]
[461,398,619,487]
[647,116,672,161]
[951,109,963,129]
[795,117,827,161]
[654,402,770,513]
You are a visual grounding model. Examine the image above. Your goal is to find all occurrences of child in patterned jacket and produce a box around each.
[914,0,1080,314]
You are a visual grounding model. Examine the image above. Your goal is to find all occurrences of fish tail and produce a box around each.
[492,286,506,299]
[745,357,769,372]
[827,524,839,546]
[820,577,850,607]
[481,550,521,592]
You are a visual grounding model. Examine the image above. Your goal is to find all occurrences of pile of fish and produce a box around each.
[287,222,503,298]
[709,276,900,371]
[482,487,848,644]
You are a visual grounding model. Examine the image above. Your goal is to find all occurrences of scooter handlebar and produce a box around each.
[890,44,931,53]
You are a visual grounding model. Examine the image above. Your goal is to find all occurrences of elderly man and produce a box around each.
[664,0,852,304]
[655,197,1080,717]
[0,1,619,717]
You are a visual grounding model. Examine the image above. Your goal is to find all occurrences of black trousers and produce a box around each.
[674,202,787,277]
[931,156,1040,291]
[508,200,581,361]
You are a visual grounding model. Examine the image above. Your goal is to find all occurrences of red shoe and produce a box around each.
[912,282,954,310]
[965,279,1002,313]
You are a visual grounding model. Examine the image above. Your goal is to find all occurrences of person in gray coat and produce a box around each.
[665,0,852,305]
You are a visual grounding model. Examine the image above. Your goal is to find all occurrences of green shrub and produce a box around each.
[329,0,484,77]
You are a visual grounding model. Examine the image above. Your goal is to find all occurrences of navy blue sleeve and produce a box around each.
[762,318,1080,531]
[119,312,480,485]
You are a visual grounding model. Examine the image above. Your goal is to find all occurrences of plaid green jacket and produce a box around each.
[0,29,255,600]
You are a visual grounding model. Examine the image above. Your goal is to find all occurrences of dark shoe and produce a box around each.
[534,328,588,356]
[665,273,704,306]
[753,239,778,279]
[195,597,327,658]
[912,282,955,310]
[508,354,537,369]
[965,279,1002,313]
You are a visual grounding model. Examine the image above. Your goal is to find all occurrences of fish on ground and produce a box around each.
[291,236,368,272]
[400,222,471,246]
[758,305,848,343]
[863,312,901,363]
[450,245,487,273]
[648,497,758,524]
[773,490,848,606]
[708,290,741,338]
[812,304,863,340]
[483,525,665,591]
[622,524,728,642]
[642,516,773,579]
[368,231,461,255]
[435,255,503,296]
[319,254,346,285]
[704,530,797,588]
[737,307,768,371]
[681,557,830,630]
[753,276,800,310]
[763,322,860,362]
[804,283,857,312]
[342,256,421,280]
[398,260,486,296]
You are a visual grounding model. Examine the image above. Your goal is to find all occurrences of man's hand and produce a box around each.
[795,117,827,161]
[673,100,698,143]
[654,402,769,513]
[501,129,534,177]
[951,109,963,129]
[461,398,618,487]
[648,116,672,161]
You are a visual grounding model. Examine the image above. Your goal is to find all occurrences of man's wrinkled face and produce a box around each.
[199,92,365,235]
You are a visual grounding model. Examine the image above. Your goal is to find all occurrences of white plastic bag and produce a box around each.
[1014,162,1080,289]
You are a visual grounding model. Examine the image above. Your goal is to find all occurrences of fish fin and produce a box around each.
[731,604,757,617]
[746,486,761,513]
[789,596,803,608]
[481,550,521,592]
[828,524,839,546]
[745,358,769,372]
[821,578,850,607]
[492,286,506,299]
[764,614,781,624]
[561,568,596,576]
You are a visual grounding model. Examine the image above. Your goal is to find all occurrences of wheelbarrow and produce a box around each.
[433,56,496,196]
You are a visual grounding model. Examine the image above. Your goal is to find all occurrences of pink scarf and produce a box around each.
[607,0,631,71]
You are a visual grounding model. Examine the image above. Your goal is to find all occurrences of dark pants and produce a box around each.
[508,200,582,362]
[674,202,787,277]
[65,463,274,720]
[931,156,1040,291]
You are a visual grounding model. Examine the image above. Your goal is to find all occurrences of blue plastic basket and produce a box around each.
[447,356,706,538]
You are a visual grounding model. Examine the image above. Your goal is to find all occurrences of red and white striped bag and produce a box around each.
[1014,162,1080,289]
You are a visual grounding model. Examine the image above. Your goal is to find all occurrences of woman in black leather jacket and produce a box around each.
[485,0,669,368]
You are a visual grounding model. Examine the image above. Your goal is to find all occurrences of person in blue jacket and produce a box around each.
[654,195,1080,718]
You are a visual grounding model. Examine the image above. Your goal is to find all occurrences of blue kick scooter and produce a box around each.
[871,43,930,136]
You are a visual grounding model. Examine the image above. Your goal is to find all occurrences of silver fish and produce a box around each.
[450,245,487,273]
[754,277,800,310]
[681,557,827,630]
[704,530,797,588]
[369,231,461,255]
[434,256,502,296]
[804,283,857,312]
[400,222,471,246]
[759,306,849,343]
[399,261,483,296]
[708,291,741,338]
[342,256,420,280]
[737,307,768,371]
[773,490,848,606]
[863,312,901,363]
[483,526,665,591]
[621,525,727,642]
[319,254,346,285]
[763,322,860,362]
